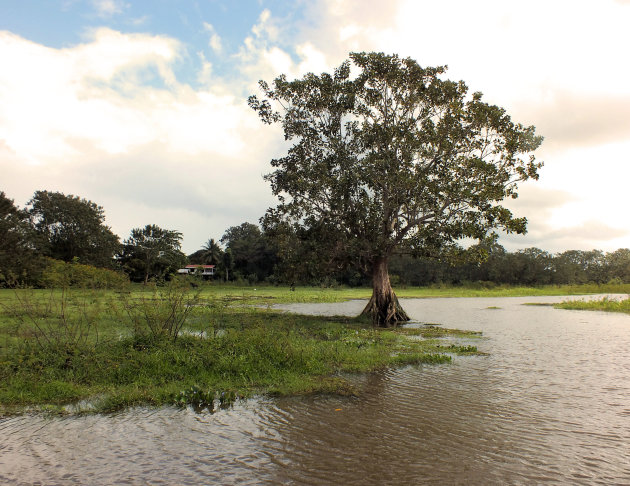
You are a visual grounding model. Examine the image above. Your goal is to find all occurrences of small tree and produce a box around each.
[222,248,233,282]
[120,224,186,284]
[250,52,543,326]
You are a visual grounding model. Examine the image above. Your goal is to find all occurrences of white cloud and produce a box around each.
[0,27,282,251]
[514,92,630,152]
[0,28,261,162]
[502,184,629,253]
[202,22,223,54]
[2,0,630,253]
[196,51,213,84]
[92,0,129,17]
[251,9,278,41]
[130,15,149,26]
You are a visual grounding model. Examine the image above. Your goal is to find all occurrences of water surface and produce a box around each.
[1,295,629,484]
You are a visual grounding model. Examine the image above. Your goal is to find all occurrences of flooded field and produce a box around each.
[1,296,629,485]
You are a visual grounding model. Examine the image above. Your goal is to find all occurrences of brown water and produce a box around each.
[1,296,629,485]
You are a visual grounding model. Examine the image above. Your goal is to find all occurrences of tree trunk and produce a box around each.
[361,257,409,327]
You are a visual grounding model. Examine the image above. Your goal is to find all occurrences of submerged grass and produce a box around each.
[554,297,630,314]
[0,287,483,415]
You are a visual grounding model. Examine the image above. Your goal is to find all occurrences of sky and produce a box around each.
[1,0,629,255]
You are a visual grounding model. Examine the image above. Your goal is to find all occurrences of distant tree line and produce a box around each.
[0,190,187,287]
[1,190,629,288]
[388,239,630,287]
[190,225,630,287]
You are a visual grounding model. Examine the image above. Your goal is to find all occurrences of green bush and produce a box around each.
[39,258,128,289]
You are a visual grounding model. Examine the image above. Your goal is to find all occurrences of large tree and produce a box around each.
[27,190,120,268]
[0,191,40,286]
[249,52,543,326]
[119,224,186,284]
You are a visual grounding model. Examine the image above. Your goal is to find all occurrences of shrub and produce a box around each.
[39,258,128,289]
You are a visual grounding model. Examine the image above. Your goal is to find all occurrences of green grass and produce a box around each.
[0,286,483,416]
[2,282,629,308]
[4,281,625,415]
[554,297,630,314]
[191,281,630,303]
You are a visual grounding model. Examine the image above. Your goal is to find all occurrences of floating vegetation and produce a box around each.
[175,386,240,413]
[434,344,485,355]
[397,326,482,339]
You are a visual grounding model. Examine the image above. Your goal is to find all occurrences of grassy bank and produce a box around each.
[554,297,630,314]
[1,282,629,308]
[176,281,630,303]
[0,285,481,416]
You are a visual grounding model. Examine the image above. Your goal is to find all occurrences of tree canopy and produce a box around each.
[220,222,276,283]
[27,190,120,268]
[0,192,39,287]
[250,52,543,326]
[119,224,186,284]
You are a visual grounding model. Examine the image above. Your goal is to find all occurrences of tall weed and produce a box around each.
[117,281,201,341]
[5,288,102,350]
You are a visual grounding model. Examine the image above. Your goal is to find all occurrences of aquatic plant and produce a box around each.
[175,385,216,412]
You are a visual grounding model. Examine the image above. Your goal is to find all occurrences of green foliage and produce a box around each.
[0,286,482,414]
[251,52,543,325]
[26,190,120,267]
[605,249,630,283]
[119,224,187,284]
[39,258,129,289]
[175,385,216,411]
[202,238,223,265]
[388,243,630,287]
[220,222,276,282]
[251,52,543,276]
[0,191,42,287]
[174,387,239,412]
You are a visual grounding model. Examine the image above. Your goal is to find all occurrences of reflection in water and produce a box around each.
[1,296,629,485]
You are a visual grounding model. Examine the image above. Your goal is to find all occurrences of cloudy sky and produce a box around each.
[1,0,629,254]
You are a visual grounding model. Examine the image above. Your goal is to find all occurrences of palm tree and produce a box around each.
[202,238,223,266]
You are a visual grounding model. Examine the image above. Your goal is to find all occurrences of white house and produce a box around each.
[177,264,215,278]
